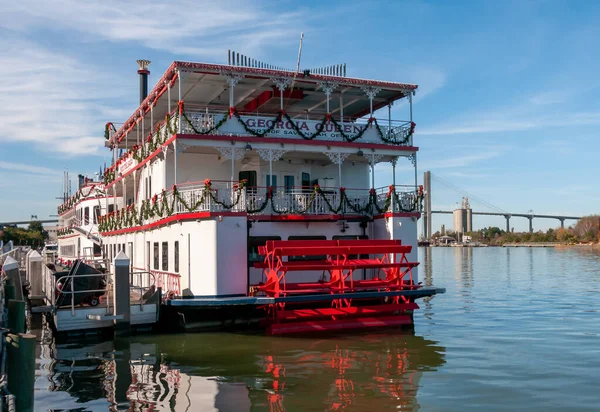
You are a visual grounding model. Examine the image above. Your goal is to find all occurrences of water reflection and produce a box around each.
[37,328,446,411]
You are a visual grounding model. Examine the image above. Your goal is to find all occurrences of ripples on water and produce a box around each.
[32,247,600,411]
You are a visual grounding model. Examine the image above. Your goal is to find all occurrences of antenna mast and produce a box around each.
[295,32,304,74]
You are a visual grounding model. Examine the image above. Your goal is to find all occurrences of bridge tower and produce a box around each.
[423,171,432,239]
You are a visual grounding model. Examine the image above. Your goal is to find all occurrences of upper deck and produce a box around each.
[107,61,418,152]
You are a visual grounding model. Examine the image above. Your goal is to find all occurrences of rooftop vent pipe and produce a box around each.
[137,59,151,103]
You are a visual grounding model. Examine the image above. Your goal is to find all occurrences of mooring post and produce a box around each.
[27,250,44,301]
[6,332,36,412]
[7,299,26,334]
[112,251,131,336]
[2,256,23,301]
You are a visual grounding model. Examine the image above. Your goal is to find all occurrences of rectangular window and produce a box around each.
[301,172,311,190]
[153,242,159,270]
[149,175,152,199]
[284,175,295,193]
[287,235,327,261]
[84,207,89,224]
[162,242,168,271]
[108,204,115,213]
[174,241,179,273]
[145,177,148,199]
[93,206,100,224]
[248,236,281,267]
[93,244,102,257]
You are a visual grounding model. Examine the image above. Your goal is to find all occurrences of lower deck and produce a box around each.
[165,287,445,307]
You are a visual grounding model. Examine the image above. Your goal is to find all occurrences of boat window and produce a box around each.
[84,207,89,224]
[93,206,100,224]
[284,176,295,193]
[301,172,311,191]
[174,241,179,273]
[93,244,101,257]
[153,242,159,270]
[149,176,152,199]
[162,242,168,271]
[108,204,114,213]
[248,236,281,266]
[287,235,327,261]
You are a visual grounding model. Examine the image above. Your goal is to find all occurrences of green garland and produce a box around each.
[57,185,99,214]
[98,183,424,233]
[57,228,74,237]
[182,112,229,135]
[104,122,116,140]
[105,107,415,177]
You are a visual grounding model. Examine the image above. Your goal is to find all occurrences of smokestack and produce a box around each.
[137,59,151,103]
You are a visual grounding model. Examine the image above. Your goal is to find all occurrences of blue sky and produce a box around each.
[0,0,598,233]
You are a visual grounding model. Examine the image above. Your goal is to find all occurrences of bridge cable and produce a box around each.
[430,172,508,214]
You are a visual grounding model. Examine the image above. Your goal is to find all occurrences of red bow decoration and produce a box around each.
[229,107,235,119]
[339,187,346,194]
[369,188,376,195]
[267,186,274,199]
[203,179,212,187]
[178,100,184,115]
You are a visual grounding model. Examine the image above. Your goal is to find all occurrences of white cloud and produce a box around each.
[1,1,305,58]
[0,161,62,176]
[419,104,600,136]
[0,40,130,155]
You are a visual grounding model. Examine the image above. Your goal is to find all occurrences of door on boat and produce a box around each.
[239,171,257,191]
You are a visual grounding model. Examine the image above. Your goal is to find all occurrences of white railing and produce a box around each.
[100,182,420,231]
[170,182,419,216]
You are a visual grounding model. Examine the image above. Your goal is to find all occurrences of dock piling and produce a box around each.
[112,252,131,336]
[2,256,23,301]
[5,333,36,412]
[26,250,43,301]
[7,299,25,334]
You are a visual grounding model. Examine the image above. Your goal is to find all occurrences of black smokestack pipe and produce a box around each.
[136,59,151,104]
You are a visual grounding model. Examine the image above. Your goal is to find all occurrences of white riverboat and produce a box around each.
[56,55,444,334]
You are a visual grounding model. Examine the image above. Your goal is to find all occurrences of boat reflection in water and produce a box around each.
[39,328,445,411]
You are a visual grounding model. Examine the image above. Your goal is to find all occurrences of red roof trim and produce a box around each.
[174,61,418,90]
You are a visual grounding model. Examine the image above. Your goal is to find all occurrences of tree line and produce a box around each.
[0,221,49,247]
[434,214,600,245]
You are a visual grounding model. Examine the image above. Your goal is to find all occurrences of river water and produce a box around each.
[31,247,600,411]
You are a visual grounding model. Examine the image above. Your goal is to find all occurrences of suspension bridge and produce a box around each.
[422,171,582,239]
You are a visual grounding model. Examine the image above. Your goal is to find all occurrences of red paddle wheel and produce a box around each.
[252,239,421,334]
